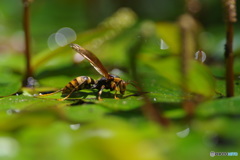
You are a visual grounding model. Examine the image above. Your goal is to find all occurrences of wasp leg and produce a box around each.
[98,85,105,101]
[57,88,77,101]
[38,89,62,97]
[114,90,119,100]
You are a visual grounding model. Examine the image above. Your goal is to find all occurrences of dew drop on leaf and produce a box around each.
[176,127,190,138]
[70,124,81,130]
[26,77,39,88]
[195,50,206,63]
[160,39,169,50]
[6,109,21,115]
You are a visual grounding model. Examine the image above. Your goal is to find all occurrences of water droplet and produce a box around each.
[6,109,21,115]
[70,124,81,130]
[160,39,169,50]
[26,77,39,88]
[20,99,27,102]
[153,98,157,101]
[195,50,206,63]
[0,137,19,157]
[176,127,190,138]
[23,91,33,97]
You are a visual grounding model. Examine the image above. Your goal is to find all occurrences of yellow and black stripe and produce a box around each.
[62,76,95,94]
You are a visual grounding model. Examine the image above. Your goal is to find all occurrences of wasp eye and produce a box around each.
[119,81,127,95]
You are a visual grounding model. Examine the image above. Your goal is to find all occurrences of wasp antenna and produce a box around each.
[127,80,139,85]
[127,81,141,92]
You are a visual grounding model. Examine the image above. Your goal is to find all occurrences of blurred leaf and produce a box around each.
[215,79,240,97]
[187,61,215,97]
[1,118,166,160]
[76,118,165,160]
[0,81,21,97]
[65,103,111,122]
[0,105,67,132]
[0,95,68,111]
[196,96,240,117]
[0,64,22,96]
[0,54,25,73]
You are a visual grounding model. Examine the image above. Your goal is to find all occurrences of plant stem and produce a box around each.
[22,0,33,85]
[225,24,234,97]
[179,14,197,118]
[128,33,169,127]
[223,0,237,97]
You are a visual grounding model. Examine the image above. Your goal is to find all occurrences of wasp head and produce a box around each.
[119,80,127,95]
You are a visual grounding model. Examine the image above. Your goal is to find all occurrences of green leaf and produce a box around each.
[140,55,215,97]
[197,96,240,117]
[0,65,22,97]
[0,81,21,97]
[0,95,67,111]
[187,60,215,97]
[65,103,111,122]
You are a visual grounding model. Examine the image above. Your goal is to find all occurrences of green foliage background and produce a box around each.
[0,0,240,160]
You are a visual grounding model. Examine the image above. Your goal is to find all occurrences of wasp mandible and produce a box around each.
[40,43,132,101]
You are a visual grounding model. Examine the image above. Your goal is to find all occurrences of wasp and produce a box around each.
[40,43,133,101]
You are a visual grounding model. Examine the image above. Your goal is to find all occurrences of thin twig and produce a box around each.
[179,14,197,119]
[223,0,237,97]
[22,0,33,86]
[128,33,169,127]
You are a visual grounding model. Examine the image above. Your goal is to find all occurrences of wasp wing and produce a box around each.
[70,43,109,78]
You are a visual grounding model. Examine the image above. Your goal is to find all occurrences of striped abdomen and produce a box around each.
[62,76,95,94]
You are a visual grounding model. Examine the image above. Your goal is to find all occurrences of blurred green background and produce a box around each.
[0,0,240,160]
[0,0,230,52]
